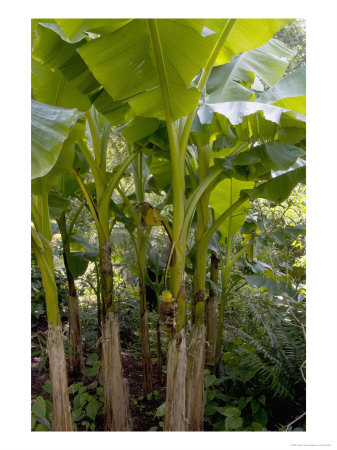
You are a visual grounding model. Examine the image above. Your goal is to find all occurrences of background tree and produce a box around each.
[274,19,306,74]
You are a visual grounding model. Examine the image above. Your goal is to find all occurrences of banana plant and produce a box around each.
[32,31,133,430]
[31,18,305,431]
[68,18,293,431]
[147,71,306,429]
[114,150,155,396]
[31,99,84,431]
[31,22,90,382]
[70,108,135,430]
[112,138,175,395]
[158,34,305,429]
[46,152,100,378]
[50,194,85,377]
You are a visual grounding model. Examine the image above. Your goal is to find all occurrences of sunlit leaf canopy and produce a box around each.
[32,19,291,123]
[31,17,306,242]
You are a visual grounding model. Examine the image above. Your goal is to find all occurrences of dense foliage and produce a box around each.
[31,18,306,432]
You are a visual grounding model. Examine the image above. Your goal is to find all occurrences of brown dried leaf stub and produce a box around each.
[193,290,205,305]
[159,298,177,331]
[135,202,163,227]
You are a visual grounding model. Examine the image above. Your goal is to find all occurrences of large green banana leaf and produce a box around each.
[147,118,304,196]
[204,19,290,65]
[77,19,216,121]
[32,19,291,124]
[195,101,305,145]
[32,22,133,125]
[31,59,91,111]
[32,23,100,96]
[52,19,289,121]
[210,162,305,240]
[46,152,86,199]
[119,116,160,144]
[256,66,306,114]
[66,232,99,279]
[214,142,305,181]
[47,192,70,219]
[66,251,99,278]
[54,19,132,42]
[55,19,290,62]
[244,274,289,296]
[242,165,306,203]
[31,100,79,179]
[210,178,254,239]
[206,38,295,104]
[198,101,305,127]
[148,156,172,190]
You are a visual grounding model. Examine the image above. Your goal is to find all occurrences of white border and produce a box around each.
[1,1,337,448]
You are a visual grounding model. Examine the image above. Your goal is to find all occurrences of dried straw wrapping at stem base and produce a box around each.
[102,311,132,431]
[47,323,73,431]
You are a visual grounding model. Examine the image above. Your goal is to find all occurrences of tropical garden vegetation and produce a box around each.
[31,18,306,432]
